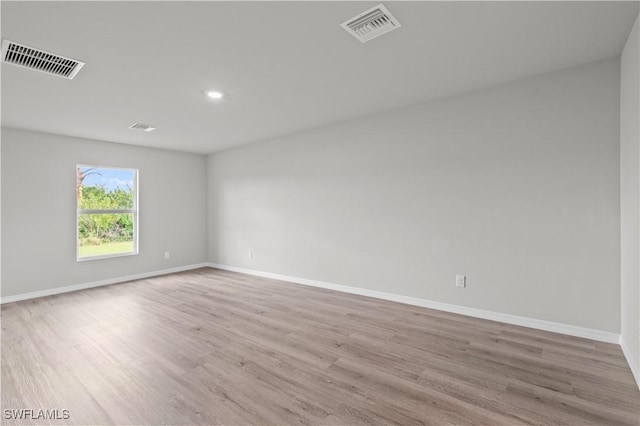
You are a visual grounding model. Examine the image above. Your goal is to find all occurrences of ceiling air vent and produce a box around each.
[129,123,157,132]
[1,39,84,80]
[341,4,401,43]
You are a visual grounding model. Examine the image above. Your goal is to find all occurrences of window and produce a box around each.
[76,165,138,261]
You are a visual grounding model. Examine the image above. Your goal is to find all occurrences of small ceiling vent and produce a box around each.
[341,4,401,43]
[129,123,157,132]
[1,39,84,80]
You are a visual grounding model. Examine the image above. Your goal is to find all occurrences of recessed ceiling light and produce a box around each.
[206,91,224,99]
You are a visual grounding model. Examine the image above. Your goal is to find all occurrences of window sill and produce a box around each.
[77,251,138,262]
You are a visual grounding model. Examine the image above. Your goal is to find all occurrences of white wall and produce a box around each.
[621,13,640,385]
[1,128,208,297]
[208,59,621,333]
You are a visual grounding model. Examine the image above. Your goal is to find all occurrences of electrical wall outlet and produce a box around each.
[164,251,170,259]
[456,275,466,288]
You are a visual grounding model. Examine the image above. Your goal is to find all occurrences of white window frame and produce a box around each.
[76,164,139,261]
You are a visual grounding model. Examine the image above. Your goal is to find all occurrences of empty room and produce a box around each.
[1,1,640,425]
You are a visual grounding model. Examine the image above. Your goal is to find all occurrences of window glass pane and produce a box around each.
[77,166,135,209]
[78,213,135,258]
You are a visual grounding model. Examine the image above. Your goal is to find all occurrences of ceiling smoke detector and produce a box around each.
[128,123,157,132]
[341,4,401,43]
[1,39,84,79]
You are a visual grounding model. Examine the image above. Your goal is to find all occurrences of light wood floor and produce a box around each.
[2,268,639,425]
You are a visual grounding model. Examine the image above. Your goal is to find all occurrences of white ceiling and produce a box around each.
[2,1,638,154]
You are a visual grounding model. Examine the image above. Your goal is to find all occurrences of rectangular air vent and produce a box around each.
[129,123,157,132]
[1,39,84,79]
[341,4,401,43]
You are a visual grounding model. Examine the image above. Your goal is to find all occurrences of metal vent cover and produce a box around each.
[1,39,84,79]
[129,123,157,132]
[341,4,401,43]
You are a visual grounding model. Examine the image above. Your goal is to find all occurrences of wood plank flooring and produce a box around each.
[1,267,639,425]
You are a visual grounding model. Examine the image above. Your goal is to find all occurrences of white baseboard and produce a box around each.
[1,262,623,345]
[0,263,210,304]
[208,263,620,344]
[621,338,640,390]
